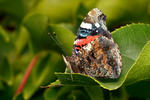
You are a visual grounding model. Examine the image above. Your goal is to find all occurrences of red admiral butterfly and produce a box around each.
[63,8,122,79]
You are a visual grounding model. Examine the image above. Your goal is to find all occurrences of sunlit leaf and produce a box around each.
[55,24,150,90]
[48,24,75,55]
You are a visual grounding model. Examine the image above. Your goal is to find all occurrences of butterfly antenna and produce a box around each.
[48,32,68,55]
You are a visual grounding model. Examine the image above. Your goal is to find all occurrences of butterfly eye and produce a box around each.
[102,14,106,20]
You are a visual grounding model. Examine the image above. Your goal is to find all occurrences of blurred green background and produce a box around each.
[0,0,150,100]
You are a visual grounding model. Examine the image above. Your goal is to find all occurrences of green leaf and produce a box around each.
[48,24,75,55]
[123,41,150,98]
[109,87,128,100]
[0,26,14,57]
[42,80,62,88]
[44,88,58,100]
[0,0,40,17]
[0,57,12,85]
[31,0,80,23]
[0,0,41,31]
[55,24,150,90]
[125,80,150,98]
[24,14,57,53]
[14,26,29,56]
[44,86,90,100]
[55,73,98,86]
[125,41,150,85]
[84,86,104,100]
[13,93,24,100]
[0,80,4,90]
[22,51,65,99]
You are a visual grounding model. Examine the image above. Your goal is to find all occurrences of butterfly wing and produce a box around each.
[64,8,122,79]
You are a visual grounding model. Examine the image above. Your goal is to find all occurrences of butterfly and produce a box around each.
[63,8,122,79]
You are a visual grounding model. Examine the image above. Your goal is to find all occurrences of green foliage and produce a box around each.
[0,0,150,100]
[55,24,150,90]
[48,24,75,55]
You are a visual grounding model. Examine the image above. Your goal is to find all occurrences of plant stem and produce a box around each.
[15,55,39,96]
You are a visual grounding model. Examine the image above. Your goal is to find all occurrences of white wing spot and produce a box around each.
[80,22,92,29]
[83,43,92,52]
[95,23,100,28]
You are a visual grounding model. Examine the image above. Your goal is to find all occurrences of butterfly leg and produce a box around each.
[62,55,73,81]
